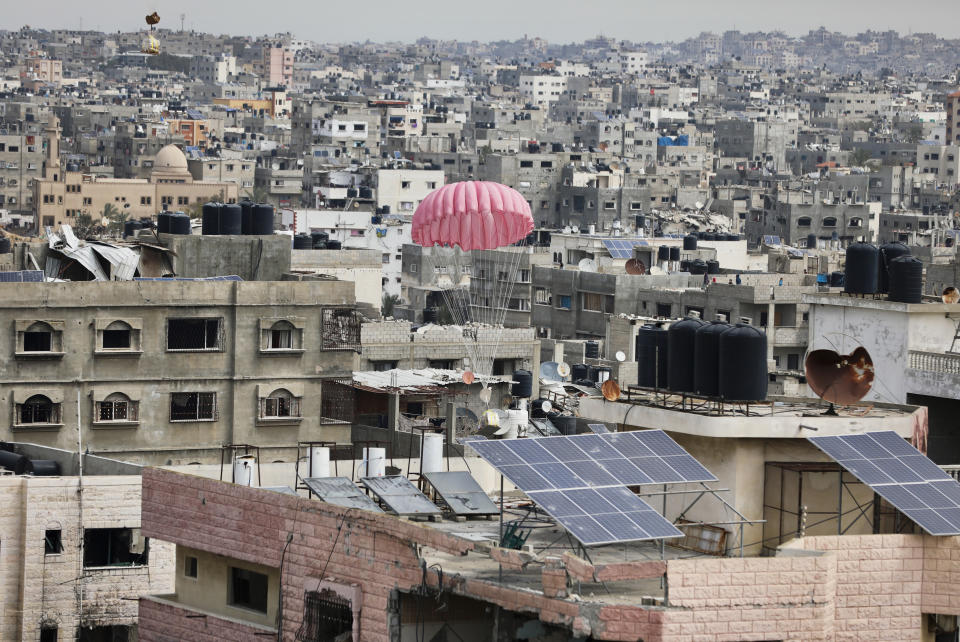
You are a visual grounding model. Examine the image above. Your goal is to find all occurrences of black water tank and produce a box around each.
[726,234,739,241]
[593,366,611,383]
[347,188,359,198]
[201,203,220,235]
[423,307,439,323]
[807,233,817,249]
[706,260,720,274]
[251,204,274,235]
[680,260,691,272]
[168,212,191,235]
[718,324,768,402]
[552,414,577,436]
[669,246,681,261]
[658,245,670,261]
[635,215,645,229]
[668,317,706,393]
[123,220,137,238]
[293,233,313,249]
[326,240,342,250]
[690,259,708,274]
[239,200,254,234]
[511,370,533,398]
[702,232,715,241]
[0,237,10,254]
[156,211,171,234]
[571,363,589,381]
[585,341,600,359]
[694,321,733,397]
[359,186,373,199]
[382,205,390,215]
[15,458,60,476]
[683,234,698,251]
[830,271,845,287]
[888,255,923,303]
[878,242,911,294]
[0,449,25,471]
[844,242,879,294]
[219,203,242,235]
[636,325,669,388]
[531,399,550,418]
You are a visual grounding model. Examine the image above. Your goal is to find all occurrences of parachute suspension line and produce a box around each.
[483,241,527,380]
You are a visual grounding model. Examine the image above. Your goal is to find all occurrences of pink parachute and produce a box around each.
[412,181,533,251]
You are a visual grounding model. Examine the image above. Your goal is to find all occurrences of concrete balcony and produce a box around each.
[906,350,960,401]
[771,325,808,347]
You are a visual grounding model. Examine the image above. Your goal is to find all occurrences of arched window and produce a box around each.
[96,392,138,422]
[822,217,838,228]
[269,321,294,350]
[262,388,300,418]
[19,395,54,424]
[796,217,812,228]
[102,320,132,349]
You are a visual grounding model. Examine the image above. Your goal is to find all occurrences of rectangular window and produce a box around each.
[96,398,138,422]
[102,329,131,349]
[83,528,148,567]
[558,295,572,309]
[40,627,57,642]
[184,555,198,578]
[534,288,550,304]
[45,529,63,555]
[167,318,222,351]
[271,329,292,349]
[170,392,217,422]
[24,330,51,352]
[656,303,672,318]
[372,360,398,371]
[229,566,269,613]
[582,292,604,312]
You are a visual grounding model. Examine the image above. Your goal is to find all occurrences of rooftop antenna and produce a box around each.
[179,13,185,32]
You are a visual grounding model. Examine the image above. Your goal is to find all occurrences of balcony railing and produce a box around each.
[942,465,960,482]
[909,350,960,375]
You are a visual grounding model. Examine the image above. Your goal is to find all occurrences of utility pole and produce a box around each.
[179,13,185,33]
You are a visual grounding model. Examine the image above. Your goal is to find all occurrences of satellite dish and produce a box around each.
[609,161,620,171]
[805,346,874,407]
[563,226,572,233]
[695,201,704,209]
[601,379,621,401]
[571,226,580,234]
[479,387,492,404]
[943,286,960,304]
[462,370,475,384]
[625,258,646,275]
[615,351,626,362]
[557,362,571,378]
[650,265,665,275]
[541,400,553,413]
[578,258,597,273]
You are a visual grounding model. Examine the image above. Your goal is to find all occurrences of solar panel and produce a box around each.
[602,239,648,259]
[467,430,713,546]
[588,423,610,434]
[808,431,960,536]
[303,477,383,512]
[0,270,44,282]
[360,475,442,516]
[423,471,499,516]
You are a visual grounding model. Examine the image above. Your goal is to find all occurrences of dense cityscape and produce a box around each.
[0,15,960,642]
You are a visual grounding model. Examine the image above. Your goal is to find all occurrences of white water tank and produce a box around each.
[362,447,386,478]
[309,446,330,478]
[233,455,256,487]
[421,433,444,474]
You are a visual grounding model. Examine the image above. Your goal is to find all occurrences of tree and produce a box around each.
[244,186,270,203]
[72,212,95,238]
[850,148,873,167]
[102,203,128,237]
[381,293,401,318]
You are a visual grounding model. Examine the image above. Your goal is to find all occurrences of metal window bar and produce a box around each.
[321,308,361,351]
[167,318,222,351]
[171,392,217,421]
[296,589,353,642]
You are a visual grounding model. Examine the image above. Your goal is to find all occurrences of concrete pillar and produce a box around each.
[531,340,541,399]
[387,392,400,454]
[445,400,456,468]
[767,300,775,367]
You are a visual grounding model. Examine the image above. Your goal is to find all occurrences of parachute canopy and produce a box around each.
[412,181,533,252]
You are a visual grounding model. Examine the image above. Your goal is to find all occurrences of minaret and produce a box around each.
[43,113,60,180]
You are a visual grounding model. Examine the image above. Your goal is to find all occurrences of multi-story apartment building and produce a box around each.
[0,132,43,214]
[947,89,960,146]
[0,279,358,465]
[255,44,293,87]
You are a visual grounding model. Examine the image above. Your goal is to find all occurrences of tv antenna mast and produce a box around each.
[179,13,186,32]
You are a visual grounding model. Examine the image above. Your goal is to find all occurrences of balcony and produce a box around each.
[906,350,960,401]
[772,326,808,347]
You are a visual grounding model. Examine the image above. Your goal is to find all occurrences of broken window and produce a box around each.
[83,528,148,567]
[321,308,360,350]
[167,318,222,351]
[44,529,63,555]
[298,589,353,641]
[229,566,269,613]
[170,392,217,422]
[17,395,60,425]
[260,389,301,419]
[96,393,138,423]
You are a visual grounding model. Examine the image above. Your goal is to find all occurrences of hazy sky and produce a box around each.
[3,0,960,44]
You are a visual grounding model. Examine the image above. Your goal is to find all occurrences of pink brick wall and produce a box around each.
[139,596,271,642]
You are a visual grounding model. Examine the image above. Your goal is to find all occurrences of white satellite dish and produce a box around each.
[650,265,665,275]
[615,350,626,362]
[541,400,553,413]
[557,362,571,378]
[571,226,580,234]
[695,201,704,209]
[540,361,561,380]
[479,387,492,404]
[563,226,572,234]
[578,258,597,273]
